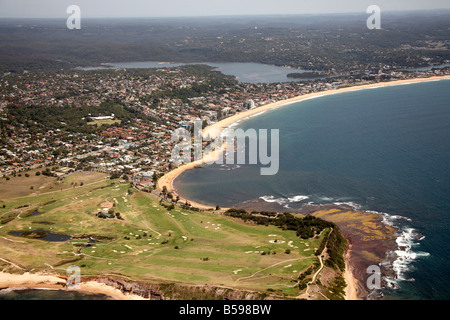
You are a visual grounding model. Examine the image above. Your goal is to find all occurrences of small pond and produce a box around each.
[9,229,72,242]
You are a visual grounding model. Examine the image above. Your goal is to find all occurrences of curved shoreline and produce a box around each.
[158,75,450,208]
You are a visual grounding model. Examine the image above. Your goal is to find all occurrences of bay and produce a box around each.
[174,79,450,299]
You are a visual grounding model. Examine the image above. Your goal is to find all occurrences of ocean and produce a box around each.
[174,79,450,299]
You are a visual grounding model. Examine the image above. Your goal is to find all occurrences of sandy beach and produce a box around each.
[344,247,361,300]
[0,272,147,300]
[157,74,450,209]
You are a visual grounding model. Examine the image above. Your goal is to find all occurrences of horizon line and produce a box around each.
[1,8,450,20]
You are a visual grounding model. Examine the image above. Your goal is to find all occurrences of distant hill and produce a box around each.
[1,12,449,74]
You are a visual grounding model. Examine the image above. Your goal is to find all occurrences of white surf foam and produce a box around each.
[288,195,310,202]
[366,210,429,290]
[259,194,310,207]
[259,195,287,206]
[316,197,429,292]
[391,228,430,282]
[333,201,362,210]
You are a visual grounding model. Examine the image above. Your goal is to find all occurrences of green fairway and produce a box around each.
[0,174,326,297]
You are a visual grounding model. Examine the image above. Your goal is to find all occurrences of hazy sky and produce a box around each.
[1,0,450,18]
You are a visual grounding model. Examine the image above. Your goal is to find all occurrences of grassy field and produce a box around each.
[87,119,121,127]
[0,169,108,199]
[0,171,325,297]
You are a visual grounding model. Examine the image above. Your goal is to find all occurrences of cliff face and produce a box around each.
[87,277,268,300]
[90,277,163,300]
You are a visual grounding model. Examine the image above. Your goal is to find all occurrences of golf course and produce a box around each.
[0,170,335,299]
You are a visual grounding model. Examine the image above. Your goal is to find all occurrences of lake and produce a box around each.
[80,61,321,83]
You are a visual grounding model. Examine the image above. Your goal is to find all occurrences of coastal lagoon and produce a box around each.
[174,79,450,299]
[81,61,319,83]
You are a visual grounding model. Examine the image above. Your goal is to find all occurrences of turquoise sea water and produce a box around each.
[174,79,450,299]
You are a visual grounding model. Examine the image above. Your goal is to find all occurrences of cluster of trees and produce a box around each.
[96,210,123,220]
[297,265,317,290]
[41,168,56,177]
[6,101,141,135]
[124,231,148,241]
[323,227,347,271]
[160,201,175,211]
[225,209,333,239]
[160,186,180,206]
[325,275,347,300]
[148,65,236,104]
[224,208,347,271]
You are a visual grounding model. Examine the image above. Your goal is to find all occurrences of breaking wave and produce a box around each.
[363,210,430,293]
[259,194,310,208]
[332,201,362,210]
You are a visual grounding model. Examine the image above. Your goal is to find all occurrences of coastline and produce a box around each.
[0,272,147,300]
[1,77,446,301]
[344,246,361,300]
[157,74,450,209]
[157,74,450,300]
